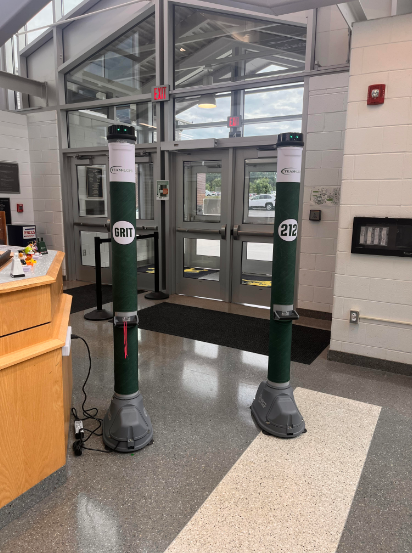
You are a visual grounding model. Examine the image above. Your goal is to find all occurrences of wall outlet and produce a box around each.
[350,310,359,324]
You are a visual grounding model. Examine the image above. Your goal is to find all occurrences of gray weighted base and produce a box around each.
[251,381,305,438]
[103,391,153,452]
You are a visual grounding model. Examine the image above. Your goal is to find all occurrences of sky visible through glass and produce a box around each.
[63,0,84,14]
[26,2,53,44]
[176,86,303,140]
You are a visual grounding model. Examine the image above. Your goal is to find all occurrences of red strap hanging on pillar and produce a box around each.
[124,321,128,359]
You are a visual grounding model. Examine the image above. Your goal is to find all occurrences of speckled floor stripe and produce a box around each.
[165,388,381,553]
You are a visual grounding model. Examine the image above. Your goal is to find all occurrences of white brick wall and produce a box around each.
[27,111,65,253]
[298,72,349,313]
[331,13,412,366]
[0,110,34,226]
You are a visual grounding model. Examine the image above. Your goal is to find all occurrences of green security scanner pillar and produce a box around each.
[102,124,153,452]
[251,132,306,439]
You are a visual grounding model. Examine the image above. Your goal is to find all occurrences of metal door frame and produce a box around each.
[70,154,112,283]
[135,151,161,292]
[231,147,277,306]
[67,150,160,286]
[174,149,230,301]
[172,146,277,305]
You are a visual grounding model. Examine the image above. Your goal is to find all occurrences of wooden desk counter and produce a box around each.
[0,250,73,514]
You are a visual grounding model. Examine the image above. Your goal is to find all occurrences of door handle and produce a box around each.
[176,225,227,239]
[74,221,108,229]
[232,225,274,239]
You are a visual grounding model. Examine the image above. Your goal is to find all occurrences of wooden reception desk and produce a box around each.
[0,250,72,513]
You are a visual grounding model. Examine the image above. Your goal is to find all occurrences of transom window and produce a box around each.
[65,13,156,104]
[174,6,307,89]
[175,84,303,140]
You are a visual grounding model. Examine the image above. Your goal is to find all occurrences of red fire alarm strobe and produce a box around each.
[17,204,23,213]
[367,84,386,105]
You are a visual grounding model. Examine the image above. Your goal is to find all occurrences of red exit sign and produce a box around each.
[227,115,242,128]
[152,85,170,102]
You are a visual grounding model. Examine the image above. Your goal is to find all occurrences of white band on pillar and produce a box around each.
[276,146,302,184]
[108,142,136,182]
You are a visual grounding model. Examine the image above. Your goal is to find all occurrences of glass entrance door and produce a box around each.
[135,158,158,291]
[231,150,277,306]
[71,155,112,283]
[174,148,277,306]
[70,153,158,286]
[175,151,230,300]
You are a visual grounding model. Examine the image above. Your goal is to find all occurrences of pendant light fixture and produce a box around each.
[198,70,216,109]
[198,93,216,109]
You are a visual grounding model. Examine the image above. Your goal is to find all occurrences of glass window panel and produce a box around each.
[184,238,220,281]
[244,85,304,118]
[175,93,231,141]
[136,163,154,220]
[65,14,155,104]
[175,84,303,141]
[174,6,306,89]
[77,165,108,218]
[26,2,53,44]
[18,28,26,51]
[80,231,110,267]
[136,237,154,272]
[244,119,301,138]
[63,0,84,15]
[68,103,157,148]
[5,39,14,74]
[183,161,222,222]
[244,85,303,138]
[241,242,272,287]
[243,159,277,224]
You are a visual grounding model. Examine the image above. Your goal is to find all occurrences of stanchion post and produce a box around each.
[84,236,113,321]
[95,236,103,310]
[144,230,169,300]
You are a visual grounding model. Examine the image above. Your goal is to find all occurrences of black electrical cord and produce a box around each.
[71,334,119,455]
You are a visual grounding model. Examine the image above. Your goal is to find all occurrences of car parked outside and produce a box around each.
[248,193,276,211]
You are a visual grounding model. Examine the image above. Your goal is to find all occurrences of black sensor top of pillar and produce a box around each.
[107,124,137,142]
[277,132,304,147]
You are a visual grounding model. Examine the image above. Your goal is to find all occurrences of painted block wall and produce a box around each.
[0,110,34,228]
[27,110,65,253]
[331,14,412,365]
[298,72,349,313]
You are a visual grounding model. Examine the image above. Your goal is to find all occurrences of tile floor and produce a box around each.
[0,292,410,553]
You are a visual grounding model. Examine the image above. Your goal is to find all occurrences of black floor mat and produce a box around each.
[138,302,331,365]
[66,284,145,314]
